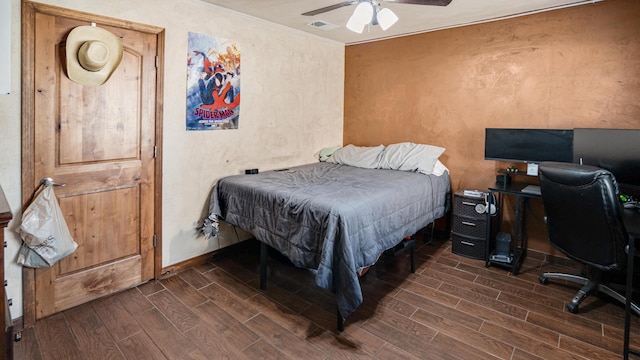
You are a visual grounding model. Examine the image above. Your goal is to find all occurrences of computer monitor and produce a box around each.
[573,128,640,196]
[484,128,574,163]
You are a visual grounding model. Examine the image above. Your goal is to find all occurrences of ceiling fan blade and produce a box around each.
[384,0,453,6]
[301,1,358,16]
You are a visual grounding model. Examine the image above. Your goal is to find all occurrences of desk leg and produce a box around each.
[521,198,529,266]
[623,236,640,358]
[490,195,528,276]
[486,191,501,268]
[512,195,522,275]
[624,236,634,358]
[511,196,529,275]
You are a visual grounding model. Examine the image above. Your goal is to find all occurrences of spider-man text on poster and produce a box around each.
[186,32,240,130]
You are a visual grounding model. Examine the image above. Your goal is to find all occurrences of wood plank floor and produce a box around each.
[13,230,640,359]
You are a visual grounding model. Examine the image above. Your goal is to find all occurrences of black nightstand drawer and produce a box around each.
[451,233,486,260]
[452,215,487,238]
[452,196,485,219]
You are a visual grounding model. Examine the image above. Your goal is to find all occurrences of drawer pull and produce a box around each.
[462,201,477,206]
[460,241,475,247]
[462,221,476,226]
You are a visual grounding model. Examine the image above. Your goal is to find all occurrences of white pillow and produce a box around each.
[315,146,342,162]
[378,142,446,175]
[326,144,385,169]
[432,160,449,176]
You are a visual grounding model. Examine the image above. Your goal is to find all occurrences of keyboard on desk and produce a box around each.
[521,185,541,195]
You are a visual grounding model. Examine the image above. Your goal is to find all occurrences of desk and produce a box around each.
[624,208,640,359]
[486,180,541,275]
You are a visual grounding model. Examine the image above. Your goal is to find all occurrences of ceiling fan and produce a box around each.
[301,0,453,17]
[302,0,453,33]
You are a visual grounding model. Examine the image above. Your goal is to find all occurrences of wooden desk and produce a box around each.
[0,185,12,359]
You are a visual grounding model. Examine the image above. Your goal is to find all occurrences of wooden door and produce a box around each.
[22,3,163,321]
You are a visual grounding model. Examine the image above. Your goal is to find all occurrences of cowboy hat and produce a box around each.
[65,25,123,86]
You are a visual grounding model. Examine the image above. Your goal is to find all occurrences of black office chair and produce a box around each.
[537,161,640,316]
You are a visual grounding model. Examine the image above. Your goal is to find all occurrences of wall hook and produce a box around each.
[40,177,66,187]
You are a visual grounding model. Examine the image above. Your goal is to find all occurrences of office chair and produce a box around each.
[537,162,640,316]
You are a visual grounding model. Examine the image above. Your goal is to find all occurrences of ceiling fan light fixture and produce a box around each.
[346,17,366,33]
[377,8,398,31]
[346,2,373,33]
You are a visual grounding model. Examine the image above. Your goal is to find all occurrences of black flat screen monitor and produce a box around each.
[484,128,574,163]
[573,128,640,195]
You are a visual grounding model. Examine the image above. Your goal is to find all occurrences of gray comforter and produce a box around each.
[207,162,450,320]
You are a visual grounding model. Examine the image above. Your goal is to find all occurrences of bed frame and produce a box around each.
[205,162,450,331]
[257,234,420,331]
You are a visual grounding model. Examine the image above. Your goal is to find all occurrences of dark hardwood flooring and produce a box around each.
[13,230,640,359]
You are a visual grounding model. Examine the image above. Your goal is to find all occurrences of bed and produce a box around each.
[203,143,451,330]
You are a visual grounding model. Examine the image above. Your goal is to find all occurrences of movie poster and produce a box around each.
[186,32,240,130]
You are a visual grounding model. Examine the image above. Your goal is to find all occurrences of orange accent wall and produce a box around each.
[344,0,640,254]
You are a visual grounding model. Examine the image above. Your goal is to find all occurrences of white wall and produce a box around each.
[0,0,344,319]
[0,0,25,321]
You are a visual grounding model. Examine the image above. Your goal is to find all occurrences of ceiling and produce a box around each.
[197,0,600,45]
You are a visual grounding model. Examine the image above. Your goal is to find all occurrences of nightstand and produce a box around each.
[451,190,489,260]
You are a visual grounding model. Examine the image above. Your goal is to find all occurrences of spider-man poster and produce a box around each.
[186,32,240,130]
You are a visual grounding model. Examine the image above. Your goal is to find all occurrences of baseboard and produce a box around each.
[159,239,257,279]
[160,251,215,279]
[527,248,575,268]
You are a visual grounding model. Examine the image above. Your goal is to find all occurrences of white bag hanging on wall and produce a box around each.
[16,183,78,268]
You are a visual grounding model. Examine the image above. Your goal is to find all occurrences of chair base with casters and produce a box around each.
[539,271,640,316]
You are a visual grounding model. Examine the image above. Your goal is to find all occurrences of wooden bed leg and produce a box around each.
[260,241,267,290]
[337,308,344,332]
